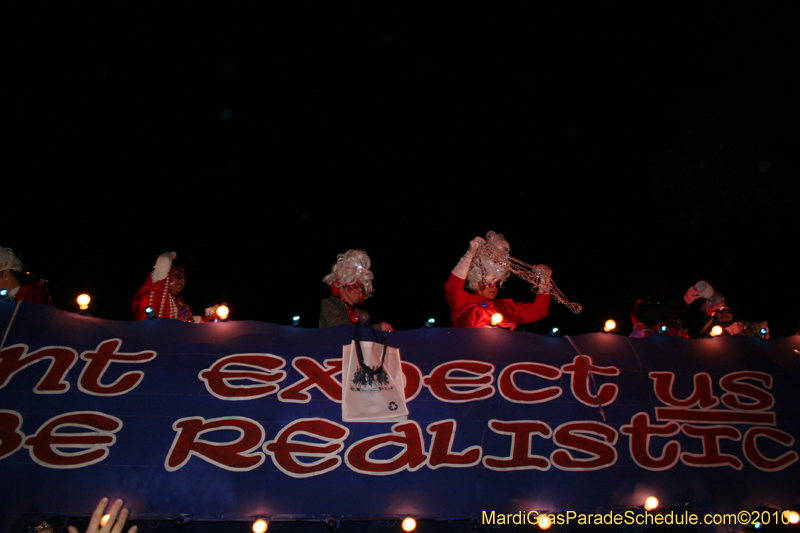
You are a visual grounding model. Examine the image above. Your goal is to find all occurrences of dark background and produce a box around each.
[7,2,799,336]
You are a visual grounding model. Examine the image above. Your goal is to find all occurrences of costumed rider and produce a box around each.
[132,251,215,323]
[0,246,52,305]
[630,280,725,338]
[445,231,552,329]
[319,249,394,331]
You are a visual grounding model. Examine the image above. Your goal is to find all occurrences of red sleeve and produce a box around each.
[16,281,52,305]
[511,293,551,325]
[444,273,470,316]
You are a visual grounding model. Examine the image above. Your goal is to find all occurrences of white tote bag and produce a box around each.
[342,329,408,423]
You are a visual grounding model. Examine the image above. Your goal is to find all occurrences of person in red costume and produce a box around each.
[0,246,52,305]
[132,251,196,322]
[445,232,552,329]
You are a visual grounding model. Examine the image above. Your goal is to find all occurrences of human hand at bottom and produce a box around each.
[68,498,137,533]
[378,322,394,332]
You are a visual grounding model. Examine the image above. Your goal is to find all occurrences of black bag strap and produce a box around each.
[353,324,388,377]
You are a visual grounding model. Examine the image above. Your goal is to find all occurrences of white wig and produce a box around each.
[322,249,375,299]
[466,231,511,292]
[0,246,24,273]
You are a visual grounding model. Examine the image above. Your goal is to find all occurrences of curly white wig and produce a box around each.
[322,249,375,299]
[466,231,510,292]
[0,246,24,273]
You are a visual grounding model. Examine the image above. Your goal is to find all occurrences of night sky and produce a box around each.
[8,3,800,336]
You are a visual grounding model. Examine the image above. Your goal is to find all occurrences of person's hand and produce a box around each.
[535,264,553,293]
[68,498,137,533]
[684,286,703,304]
[378,322,394,332]
[536,264,552,278]
[468,237,486,254]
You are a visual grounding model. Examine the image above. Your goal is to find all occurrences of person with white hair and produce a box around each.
[445,232,552,329]
[319,249,393,331]
[0,246,52,305]
[132,251,194,322]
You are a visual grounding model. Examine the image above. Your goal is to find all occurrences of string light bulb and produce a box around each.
[644,496,659,511]
[401,517,417,531]
[710,325,723,337]
[100,514,111,526]
[426,318,435,328]
[252,518,269,533]
[77,294,91,311]
[785,510,799,524]
[604,319,616,332]
[491,313,503,326]
[292,315,300,326]
[216,305,230,320]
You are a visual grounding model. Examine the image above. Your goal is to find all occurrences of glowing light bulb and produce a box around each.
[491,313,503,326]
[216,305,230,320]
[252,518,269,533]
[551,327,559,334]
[659,324,668,333]
[401,517,416,531]
[0,289,7,297]
[538,514,552,529]
[604,319,616,332]
[785,511,799,524]
[426,318,435,327]
[100,514,111,526]
[77,294,91,310]
[145,306,154,318]
[644,496,658,511]
[710,325,723,336]
[292,315,300,326]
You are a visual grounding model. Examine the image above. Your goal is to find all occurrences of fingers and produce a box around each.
[86,497,109,532]
[381,322,394,332]
[109,507,130,533]
[103,499,124,532]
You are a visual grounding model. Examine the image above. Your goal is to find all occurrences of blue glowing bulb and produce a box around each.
[292,315,300,326]
[427,318,435,327]
[659,325,667,333]
[145,306,154,318]
[760,328,767,335]
[0,289,7,297]
[551,327,559,334]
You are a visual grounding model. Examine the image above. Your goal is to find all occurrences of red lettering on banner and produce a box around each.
[561,356,619,407]
[423,360,495,403]
[742,427,799,471]
[0,344,78,393]
[401,361,423,402]
[264,418,349,477]
[497,362,562,404]
[426,419,482,468]
[719,371,774,411]
[620,413,680,471]
[650,372,719,408]
[278,358,342,403]
[483,420,551,471]
[680,424,743,469]
[77,339,156,396]
[550,421,618,471]
[0,410,24,460]
[23,411,122,468]
[198,354,287,400]
[165,416,265,472]
[345,421,427,475]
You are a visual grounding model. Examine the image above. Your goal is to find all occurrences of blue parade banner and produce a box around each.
[1,302,799,531]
